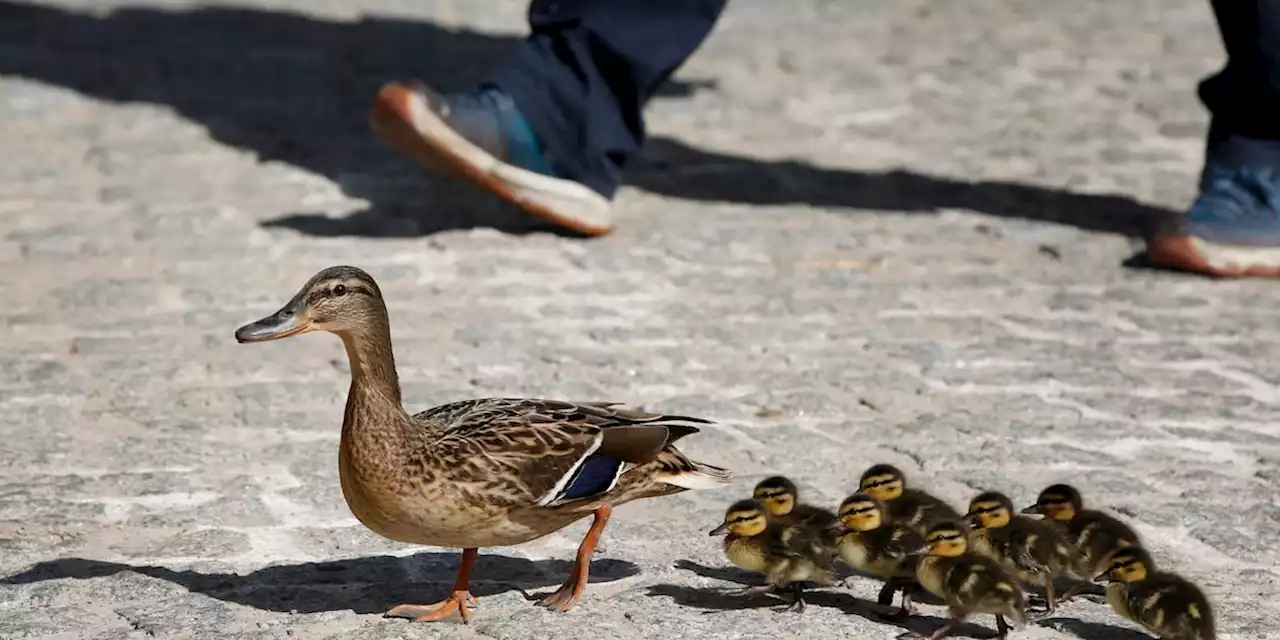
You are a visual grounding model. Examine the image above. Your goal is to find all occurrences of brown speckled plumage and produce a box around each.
[237,265,732,619]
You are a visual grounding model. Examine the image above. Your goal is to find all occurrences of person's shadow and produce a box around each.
[1,553,640,615]
[0,1,1179,241]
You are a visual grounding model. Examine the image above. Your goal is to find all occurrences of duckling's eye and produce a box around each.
[332,284,347,297]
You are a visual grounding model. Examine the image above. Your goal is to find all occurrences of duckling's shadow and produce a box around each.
[664,561,1000,637]
[646,584,995,638]
[672,560,945,606]
[2,552,638,615]
[672,559,757,585]
[1036,618,1154,640]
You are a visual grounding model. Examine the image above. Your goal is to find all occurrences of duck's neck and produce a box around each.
[340,323,402,405]
[337,310,409,444]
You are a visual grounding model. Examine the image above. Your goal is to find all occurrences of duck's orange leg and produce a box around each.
[538,504,613,612]
[385,547,480,623]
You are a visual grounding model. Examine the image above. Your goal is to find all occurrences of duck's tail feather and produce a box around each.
[658,456,733,490]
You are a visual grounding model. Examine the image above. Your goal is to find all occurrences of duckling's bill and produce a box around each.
[235,296,313,343]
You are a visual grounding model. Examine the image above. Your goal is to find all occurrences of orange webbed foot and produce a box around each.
[385,590,477,623]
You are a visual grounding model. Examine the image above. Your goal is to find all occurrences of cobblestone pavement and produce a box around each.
[1,1,1278,638]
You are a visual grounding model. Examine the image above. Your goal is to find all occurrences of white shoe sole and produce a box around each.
[371,82,615,236]
[1147,234,1280,278]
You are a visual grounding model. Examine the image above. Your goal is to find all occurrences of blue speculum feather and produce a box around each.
[560,454,623,500]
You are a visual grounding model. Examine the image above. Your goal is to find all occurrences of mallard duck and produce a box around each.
[752,475,839,531]
[1095,546,1216,640]
[1021,483,1141,601]
[234,266,732,622]
[858,464,962,535]
[709,498,837,612]
[912,521,1027,640]
[965,491,1079,616]
[834,492,926,618]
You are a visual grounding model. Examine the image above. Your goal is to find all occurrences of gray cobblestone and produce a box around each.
[1,0,1278,638]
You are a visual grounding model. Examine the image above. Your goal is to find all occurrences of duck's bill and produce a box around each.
[1019,504,1041,515]
[235,303,312,343]
[962,515,981,529]
[1092,572,1110,584]
[708,523,731,536]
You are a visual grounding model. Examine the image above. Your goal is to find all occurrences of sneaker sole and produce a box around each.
[1147,234,1280,278]
[370,82,615,237]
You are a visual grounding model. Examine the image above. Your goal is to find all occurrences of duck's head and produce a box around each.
[1020,484,1082,522]
[965,491,1015,530]
[859,464,906,502]
[235,266,385,343]
[752,476,799,517]
[709,499,769,537]
[837,492,886,533]
[919,521,968,558]
[1094,546,1153,584]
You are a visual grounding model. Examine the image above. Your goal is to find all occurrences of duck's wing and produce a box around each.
[413,398,712,508]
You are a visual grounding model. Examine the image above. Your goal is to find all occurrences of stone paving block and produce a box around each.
[2,0,1279,638]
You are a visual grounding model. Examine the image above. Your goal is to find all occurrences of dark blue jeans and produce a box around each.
[492,0,1280,199]
[1198,0,1280,180]
[488,0,726,198]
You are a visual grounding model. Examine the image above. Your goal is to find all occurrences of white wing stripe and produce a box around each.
[535,433,602,507]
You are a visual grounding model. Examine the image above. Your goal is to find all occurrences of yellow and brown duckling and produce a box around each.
[912,521,1027,640]
[834,492,926,619]
[859,464,963,535]
[1021,483,1141,599]
[753,475,840,532]
[235,266,732,622]
[1095,546,1216,640]
[965,491,1080,616]
[710,498,838,612]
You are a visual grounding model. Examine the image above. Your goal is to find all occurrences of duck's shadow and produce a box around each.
[2,553,638,615]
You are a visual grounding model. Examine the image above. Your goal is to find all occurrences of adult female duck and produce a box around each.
[235,266,731,622]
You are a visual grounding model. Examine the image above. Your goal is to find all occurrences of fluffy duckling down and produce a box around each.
[1021,483,1141,600]
[1095,546,1216,640]
[859,464,963,535]
[834,492,926,618]
[912,521,1027,640]
[752,475,839,533]
[710,498,838,612]
[965,491,1081,616]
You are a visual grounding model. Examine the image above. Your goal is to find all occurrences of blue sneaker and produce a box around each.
[1148,135,1280,277]
[371,81,614,236]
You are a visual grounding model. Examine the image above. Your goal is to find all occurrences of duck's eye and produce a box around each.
[332,284,347,297]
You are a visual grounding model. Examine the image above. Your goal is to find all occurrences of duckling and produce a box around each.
[965,491,1079,616]
[1021,483,1141,600]
[1095,546,1216,640]
[753,475,839,532]
[709,498,838,612]
[859,464,962,535]
[834,492,926,619]
[912,521,1027,640]
[235,266,732,622]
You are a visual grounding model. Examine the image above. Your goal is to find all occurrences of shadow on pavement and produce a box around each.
[1037,617,1159,640]
[0,1,1177,240]
[647,583,997,638]
[2,553,638,615]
